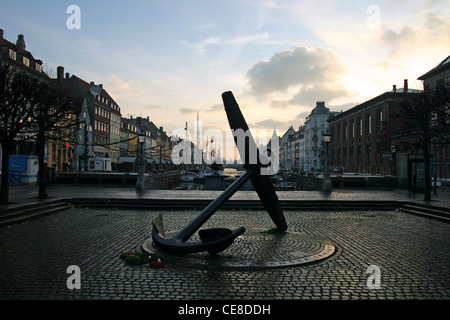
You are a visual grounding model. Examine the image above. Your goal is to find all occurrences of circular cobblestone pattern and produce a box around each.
[143,227,336,269]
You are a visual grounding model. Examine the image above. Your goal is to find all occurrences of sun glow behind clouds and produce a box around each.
[1,0,448,136]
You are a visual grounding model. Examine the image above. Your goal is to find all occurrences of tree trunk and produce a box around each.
[0,143,11,204]
[36,132,48,199]
[423,141,431,202]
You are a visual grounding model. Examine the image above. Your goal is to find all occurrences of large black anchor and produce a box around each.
[151,91,287,255]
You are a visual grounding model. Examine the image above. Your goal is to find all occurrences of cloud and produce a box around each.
[179,104,224,115]
[364,12,450,73]
[105,74,146,101]
[253,118,297,130]
[295,111,310,121]
[182,32,270,54]
[246,46,353,106]
[179,108,198,114]
[290,83,353,107]
[270,100,290,109]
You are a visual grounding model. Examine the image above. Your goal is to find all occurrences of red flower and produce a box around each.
[149,261,165,268]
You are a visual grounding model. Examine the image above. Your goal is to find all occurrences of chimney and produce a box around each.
[57,66,64,82]
[0,29,4,39]
[99,84,103,90]
[16,34,26,50]
[403,79,408,93]
[393,85,396,93]
[65,72,70,79]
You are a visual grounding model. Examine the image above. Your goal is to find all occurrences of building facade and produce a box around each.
[327,80,422,175]
[418,55,450,182]
[279,126,296,172]
[1,29,56,178]
[109,99,122,163]
[303,101,338,171]
[59,69,124,163]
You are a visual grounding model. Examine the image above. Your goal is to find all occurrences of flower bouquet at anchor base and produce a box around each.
[120,252,164,268]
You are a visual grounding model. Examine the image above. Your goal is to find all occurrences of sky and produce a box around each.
[1,0,449,139]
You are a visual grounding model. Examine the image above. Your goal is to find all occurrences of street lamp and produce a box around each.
[136,131,146,191]
[322,130,332,192]
[391,144,397,187]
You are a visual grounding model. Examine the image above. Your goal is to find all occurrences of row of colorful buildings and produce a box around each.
[0,28,177,179]
[54,66,176,173]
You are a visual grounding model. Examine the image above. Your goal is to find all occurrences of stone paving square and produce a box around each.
[0,185,449,308]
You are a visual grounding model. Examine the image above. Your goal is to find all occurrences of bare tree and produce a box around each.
[28,79,82,198]
[0,63,37,204]
[393,81,450,201]
[0,63,82,203]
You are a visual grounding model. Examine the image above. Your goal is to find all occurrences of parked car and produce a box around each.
[332,167,344,174]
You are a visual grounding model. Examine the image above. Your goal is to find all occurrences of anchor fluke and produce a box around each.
[199,227,246,255]
[151,216,245,255]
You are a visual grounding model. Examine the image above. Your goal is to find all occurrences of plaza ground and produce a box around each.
[0,184,449,305]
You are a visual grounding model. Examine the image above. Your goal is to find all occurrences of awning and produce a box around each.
[94,146,106,152]
[118,157,136,163]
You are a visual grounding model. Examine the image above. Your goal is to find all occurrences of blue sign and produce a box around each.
[9,156,27,172]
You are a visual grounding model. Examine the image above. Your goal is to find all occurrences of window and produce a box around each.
[23,57,29,66]
[9,49,16,60]
[344,123,348,139]
[378,110,383,132]
[367,115,372,135]
[358,118,363,136]
[350,121,355,138]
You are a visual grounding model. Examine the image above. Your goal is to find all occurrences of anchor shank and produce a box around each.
[222,91,287,231]
[222,91,258,171]
[175,169,253,242]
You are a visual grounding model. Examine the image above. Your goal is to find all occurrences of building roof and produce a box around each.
[0,32,36,61]
[0,29,45,76]
[328,88,422,123]
[311,101,330,115]
[70,75,120,107]
[418,54,450,80]
[128,117,160,138]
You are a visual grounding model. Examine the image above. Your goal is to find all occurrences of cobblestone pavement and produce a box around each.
[1,184,450,305]
[1,191,450,301]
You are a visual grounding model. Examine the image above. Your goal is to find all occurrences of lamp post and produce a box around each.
[322,130,332,192]
[136,131,146,191]
[391,144,397,188]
